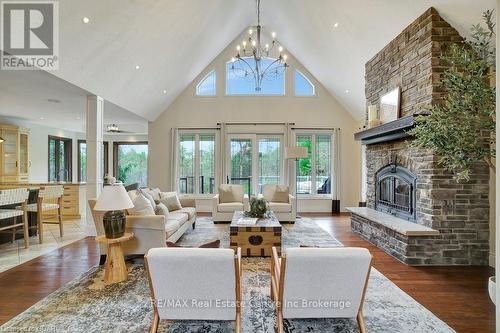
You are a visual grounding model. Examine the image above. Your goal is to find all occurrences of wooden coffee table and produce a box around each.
[230,211,282,257]
[96,232,134,285]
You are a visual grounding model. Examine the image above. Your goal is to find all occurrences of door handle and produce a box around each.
[226,175,229,184]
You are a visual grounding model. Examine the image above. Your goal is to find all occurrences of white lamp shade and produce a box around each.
[286,146,308,159]
[94,185,134,211]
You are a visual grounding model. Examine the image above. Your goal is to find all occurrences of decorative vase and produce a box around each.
[488,276,496,305]
[103,210,126,239]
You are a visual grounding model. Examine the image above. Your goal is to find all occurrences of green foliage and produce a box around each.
[409,10,496,182]
[244,196,269,218]
[117,146,148,186]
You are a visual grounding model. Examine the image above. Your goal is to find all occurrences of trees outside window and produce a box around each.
[113,142,148,187]
[296,133,333,195]
[178,133,216,194]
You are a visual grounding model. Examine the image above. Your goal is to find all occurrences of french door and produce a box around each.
[226,134,283,196]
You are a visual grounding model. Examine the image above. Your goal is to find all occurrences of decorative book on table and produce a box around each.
[237,217,258,225]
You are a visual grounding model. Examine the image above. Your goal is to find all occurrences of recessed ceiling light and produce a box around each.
[135,65,140,70]
[345,89,350,94]
[163,90,167,94]
[47,98,61,103]
[333,22,339,28]
[82,17,90,24]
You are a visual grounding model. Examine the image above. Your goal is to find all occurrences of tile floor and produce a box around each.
[0,217,87,273]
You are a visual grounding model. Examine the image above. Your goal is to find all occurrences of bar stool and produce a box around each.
[0,188,29,248]
[19,186,64,244]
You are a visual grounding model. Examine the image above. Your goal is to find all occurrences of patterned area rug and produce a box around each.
[0,217,455,333]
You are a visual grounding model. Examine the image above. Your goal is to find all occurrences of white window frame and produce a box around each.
[293,130,335,199]
[225,133,284,195]
[177,130,218,197]
[195,70,217,96]
[294,69,315,96]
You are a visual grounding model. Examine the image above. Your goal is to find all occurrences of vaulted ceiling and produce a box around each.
[46,0,494,121]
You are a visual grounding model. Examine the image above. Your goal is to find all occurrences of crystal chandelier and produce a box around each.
[229,0,288,92]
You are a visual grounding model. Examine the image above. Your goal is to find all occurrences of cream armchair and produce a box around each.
[260,185,296,223]
[145,247,242,332]
[212,184,249,222]
[271,247,372,333]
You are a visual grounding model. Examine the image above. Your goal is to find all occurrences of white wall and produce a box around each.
[148,31,362,212]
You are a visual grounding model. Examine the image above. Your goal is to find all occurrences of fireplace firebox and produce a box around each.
[375,164,416,222]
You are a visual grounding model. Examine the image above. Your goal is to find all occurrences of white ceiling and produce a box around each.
[3,0,496,122]
[0,69,148,133]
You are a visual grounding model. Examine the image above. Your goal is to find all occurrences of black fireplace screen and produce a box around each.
[375,164,416,221]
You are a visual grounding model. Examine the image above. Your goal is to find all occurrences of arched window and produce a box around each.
[196,70,216,96]
[226,57,285,95]
[294,70,315,96]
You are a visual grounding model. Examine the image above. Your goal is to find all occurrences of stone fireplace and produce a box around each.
[348,8,490,266]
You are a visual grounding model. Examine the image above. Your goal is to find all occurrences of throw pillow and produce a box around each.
[139,189,156,210]
[144,188,161,201]
[155,202,169,218]
[272,185,289,203]
[166,239,220,248]
[128,193,155,216]
[218,184,244,203]
[159,192,182,211]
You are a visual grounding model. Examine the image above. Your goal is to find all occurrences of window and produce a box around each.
[113,142,148,187]
[178,133,216,194]
[196,70,216,96]
[227,134,282,196]
[296,133,332,195]
[77,140,109,182]
[226,57,285,95]
[294,70,315,96]
[48,136,72,182]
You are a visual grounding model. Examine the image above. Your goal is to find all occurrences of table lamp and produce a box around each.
[94,185,134,239]
[286,146,309,218]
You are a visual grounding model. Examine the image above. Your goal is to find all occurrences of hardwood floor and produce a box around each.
[0,214,495,332]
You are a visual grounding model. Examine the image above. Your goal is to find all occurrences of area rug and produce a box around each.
[0,218,455,333]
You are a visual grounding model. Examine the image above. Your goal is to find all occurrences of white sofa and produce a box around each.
[271,247,372,333]
[145,247,242,332]
[212,184,249,222]
[89,195,196,264]
[260,184,296,223]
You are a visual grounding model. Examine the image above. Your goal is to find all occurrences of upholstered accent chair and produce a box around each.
[212,184,249,222]
[260,185,296,223]
[145,247,242,333]
[271,247,372,333]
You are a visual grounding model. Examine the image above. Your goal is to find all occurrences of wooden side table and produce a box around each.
[96,232,134,285]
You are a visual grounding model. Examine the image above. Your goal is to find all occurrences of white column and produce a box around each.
[85,95,104,236]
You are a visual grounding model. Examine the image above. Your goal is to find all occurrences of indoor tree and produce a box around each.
[409,10,496,182]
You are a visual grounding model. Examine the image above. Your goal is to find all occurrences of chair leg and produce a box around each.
[22,211,29,249]
[277,310,284,333]
[12,216,16,243]
[58,206,63,237]
[37,212,43,244]
[235,312,241,333]
[150,312,159,333]
[357,311,367,333]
